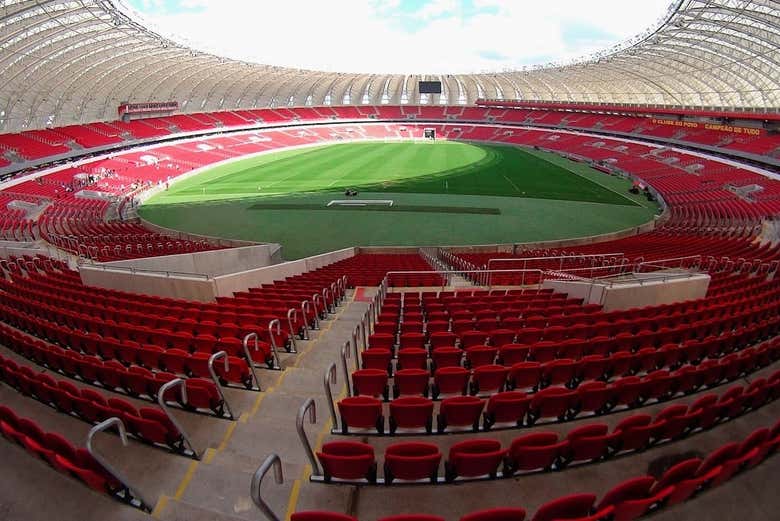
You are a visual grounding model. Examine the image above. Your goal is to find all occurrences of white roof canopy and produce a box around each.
[0,0,778,132]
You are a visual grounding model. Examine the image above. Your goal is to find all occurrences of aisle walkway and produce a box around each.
[155,289,369,520]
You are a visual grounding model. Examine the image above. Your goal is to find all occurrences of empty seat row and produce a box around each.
[336,365,780,434]
[349,337,780,405]
[319,392,780,484]
[0,405,133,502]
[294,419,780,520]
[0,324,230,416]
[361,324,780,379]
[0,353,187,453]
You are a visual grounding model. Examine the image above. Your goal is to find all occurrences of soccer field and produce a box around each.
[141,141,659,259]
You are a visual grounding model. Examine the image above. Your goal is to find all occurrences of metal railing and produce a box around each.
[205,351,236,419]
[378,268,546,294]
[296,398,320,477]
[250,454,284,521]
[81,262,211,280]
[637,255,702,272]
[87,418,153,512]
[323,362,339,430]
[157,379,200,459]
[485,253,625,273]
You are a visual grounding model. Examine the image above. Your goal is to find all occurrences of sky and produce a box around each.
[125,0,673,74]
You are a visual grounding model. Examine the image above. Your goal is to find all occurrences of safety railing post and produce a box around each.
[331,282,339,306]
[365,300,373,333]
[359,318,368,350]
[340,341,353,396]
[312,293,324,320]
[250,454,284,521]
[296,398,320,476]
[302,300,316,335]
[206,351,236,419]
[87,418,154,512]
[157,378,200,459]
[323,288,333,313]
[351,327,360,358]
[323,362,339,429]
[241,333,264,388]
[267,319,284,366]
[286,309,299,353]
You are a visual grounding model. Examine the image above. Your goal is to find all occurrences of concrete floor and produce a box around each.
[1,287,778,521]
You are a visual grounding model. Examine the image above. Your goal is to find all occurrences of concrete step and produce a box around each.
[152,292,367,521]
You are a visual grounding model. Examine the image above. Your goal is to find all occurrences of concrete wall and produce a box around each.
[599,273,710,311]
[79,265,217,302]
[102,244,282,277]
[0,241,48,259]
[543,271,710,312]
[79,246,356,302]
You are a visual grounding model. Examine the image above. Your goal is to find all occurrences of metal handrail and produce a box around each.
[323,362,339,429]
[637,255,702,271]
[312,293,324,320]
[250,454,284,521]
[381,268,545,291]
[206,351,236,419]
[331,282,339,306]
[241,332,264,388]
[589,270,705,288]
[296,398,320,476]
[301,300,313,338]
[87,418,153,512]
[157,378,200,459]
[359,317,368,350]
[267,319,284,366]
[286,308,298,353]
[82,262,211,280]
[323,287,333,313]
[486,253,625,272]
[352,324,364,358]
[340,341,353,396]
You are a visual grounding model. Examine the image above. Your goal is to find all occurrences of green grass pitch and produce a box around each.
[141,141,659,259]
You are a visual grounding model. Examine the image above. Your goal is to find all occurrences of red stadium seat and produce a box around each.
[445,439,505,481]
[317,441,376,482]
[384,442,441,483]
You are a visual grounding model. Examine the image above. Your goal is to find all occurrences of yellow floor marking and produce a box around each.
[248,393,267,418]
[173,460,199,500]
[286,386,345,515]
[146,291,361,516]
[284,479,302,521]
[202,448,217,464]
[151,494,169,519]
[216,421,238,452]
[283,291,357,518]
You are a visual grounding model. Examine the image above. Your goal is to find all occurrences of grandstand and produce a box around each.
[0,1,779,521]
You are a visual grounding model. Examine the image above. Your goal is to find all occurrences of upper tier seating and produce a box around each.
[1,121,779,264]
[0,107,777,173]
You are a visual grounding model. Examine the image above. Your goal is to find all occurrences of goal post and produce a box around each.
[327,200,394,207]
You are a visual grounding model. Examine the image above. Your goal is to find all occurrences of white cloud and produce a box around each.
[132,0,673,74]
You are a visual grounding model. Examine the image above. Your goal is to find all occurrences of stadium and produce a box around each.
[0,1,779,521]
